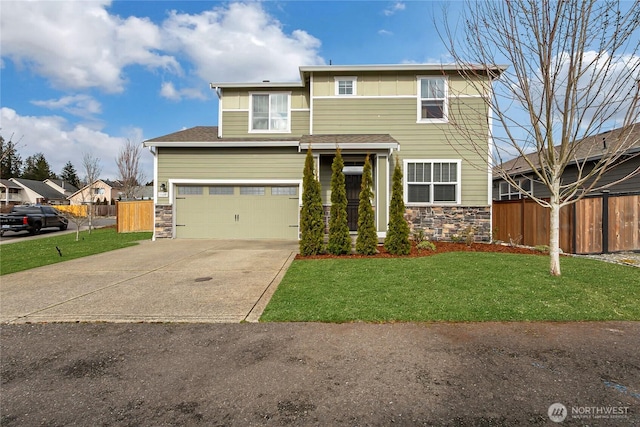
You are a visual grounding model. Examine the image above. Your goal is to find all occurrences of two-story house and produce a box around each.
[145,64,505,241]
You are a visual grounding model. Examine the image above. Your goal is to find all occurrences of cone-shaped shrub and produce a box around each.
[299,148,324,256]
[327,148,351,255]
[356,154,378,255]
[385,157,411,255]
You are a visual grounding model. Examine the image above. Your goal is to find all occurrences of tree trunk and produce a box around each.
[549,198,562,276]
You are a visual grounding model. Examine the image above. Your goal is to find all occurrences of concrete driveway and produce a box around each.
[0,239,298,324]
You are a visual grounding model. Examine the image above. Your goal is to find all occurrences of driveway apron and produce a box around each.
[0,239,298,324]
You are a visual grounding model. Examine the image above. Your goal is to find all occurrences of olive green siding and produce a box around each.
[156,147,305,204]
[312,72,487,97]
[220,110,310,138]
[312,96,490,205]
[221,87,309,110]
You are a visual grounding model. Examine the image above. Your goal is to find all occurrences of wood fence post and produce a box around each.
[602,190,609,254]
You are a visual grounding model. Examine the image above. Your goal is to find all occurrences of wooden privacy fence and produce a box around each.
[492,192,640,254]
[116,200,154,233]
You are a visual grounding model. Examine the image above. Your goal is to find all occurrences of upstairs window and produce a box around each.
[418,77,447,122]
[250,93,290,132]
[335,77,357,96]
[405,160,460,204]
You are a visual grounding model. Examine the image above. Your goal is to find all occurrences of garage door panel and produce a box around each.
[175,185,299,239]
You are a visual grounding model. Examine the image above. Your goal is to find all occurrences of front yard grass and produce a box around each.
[0,228,152,275]
[260,253,640,322]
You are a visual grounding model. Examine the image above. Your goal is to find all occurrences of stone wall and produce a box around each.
[154,204,173,238]
[405,206,491,243]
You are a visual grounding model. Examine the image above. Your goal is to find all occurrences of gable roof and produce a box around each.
[44,179,79,195]
[0,179,22,190]
[10,178,67,200]
[496,126,640,178]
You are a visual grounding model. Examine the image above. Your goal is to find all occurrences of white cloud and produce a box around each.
[31,95,102,119]
[1,0,179,92]
[160,82,207,101]
[383,2,406,16]
[378,29,393,36]
[1,1,324,95]
[1,107,152,181]
[161,2,325,83]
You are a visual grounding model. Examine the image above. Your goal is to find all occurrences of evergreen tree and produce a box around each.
[0,135,23,178]
[299,148,324,256]
[60,161,81,188]
[355,154,378,255]
[385,157,411,255]
[327,148,351,255]
[22,153,57,181]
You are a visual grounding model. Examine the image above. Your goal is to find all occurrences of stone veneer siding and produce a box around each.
[405,206,491,242]
[155,204,173,238]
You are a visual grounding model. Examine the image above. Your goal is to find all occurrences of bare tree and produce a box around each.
[116,139,145,200]
[441,0,640,275]
[82,152,102,234]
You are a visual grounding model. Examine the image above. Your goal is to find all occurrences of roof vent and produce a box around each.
[262,80,270,83]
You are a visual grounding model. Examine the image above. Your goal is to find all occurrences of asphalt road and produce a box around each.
[0,217,116,245]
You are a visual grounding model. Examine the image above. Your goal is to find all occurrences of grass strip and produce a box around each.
[0,228,152,275]
[261,252,640,322]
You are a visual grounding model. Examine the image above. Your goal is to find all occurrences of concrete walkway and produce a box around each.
[0,239,298,324]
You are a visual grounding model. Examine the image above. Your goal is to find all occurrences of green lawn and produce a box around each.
[260,252,640,322]
[0,228,152,275]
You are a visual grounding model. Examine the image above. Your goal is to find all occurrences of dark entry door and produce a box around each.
[345,174,362,231]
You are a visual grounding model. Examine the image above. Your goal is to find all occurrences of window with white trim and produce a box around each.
[499,179,532,200]
[418,77,447,121]
[335,77,357,96]
[250,93,290,132]
[405,160,460,204]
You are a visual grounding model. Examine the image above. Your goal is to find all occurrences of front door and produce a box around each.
[345,174,362,231]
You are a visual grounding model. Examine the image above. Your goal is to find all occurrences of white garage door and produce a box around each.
[174,185,299,239]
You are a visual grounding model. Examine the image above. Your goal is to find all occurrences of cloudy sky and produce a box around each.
[1,0,453,180]
[1,1,638,181]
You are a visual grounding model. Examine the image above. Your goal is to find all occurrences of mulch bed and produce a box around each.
[296,242,545,260]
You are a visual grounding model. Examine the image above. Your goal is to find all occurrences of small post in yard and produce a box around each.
[601,190,610,254]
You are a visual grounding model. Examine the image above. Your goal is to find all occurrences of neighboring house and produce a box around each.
[493,126,640,200]
[0,179,24,206]
[68,179,123,205]
[44,179,79,199]
[145,63,506,241]
[9,178,70,205]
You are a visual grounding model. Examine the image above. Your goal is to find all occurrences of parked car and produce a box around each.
[0,205,69,236]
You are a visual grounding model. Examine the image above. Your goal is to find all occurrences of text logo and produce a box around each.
[548,403,568,423]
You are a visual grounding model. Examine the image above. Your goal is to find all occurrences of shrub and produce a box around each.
[417,240,436,251]
[327,148,351,255]
[385,157,410,255]
[299,148,324,256]
[356,154,378,255]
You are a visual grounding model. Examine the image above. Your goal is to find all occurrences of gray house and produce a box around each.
[493,126,640,200]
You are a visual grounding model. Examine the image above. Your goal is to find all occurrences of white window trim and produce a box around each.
[403,159,461,205]
[416,76,448,124]
[248,92,292,133]
[499,178,532,200]
[334,76,357,96]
